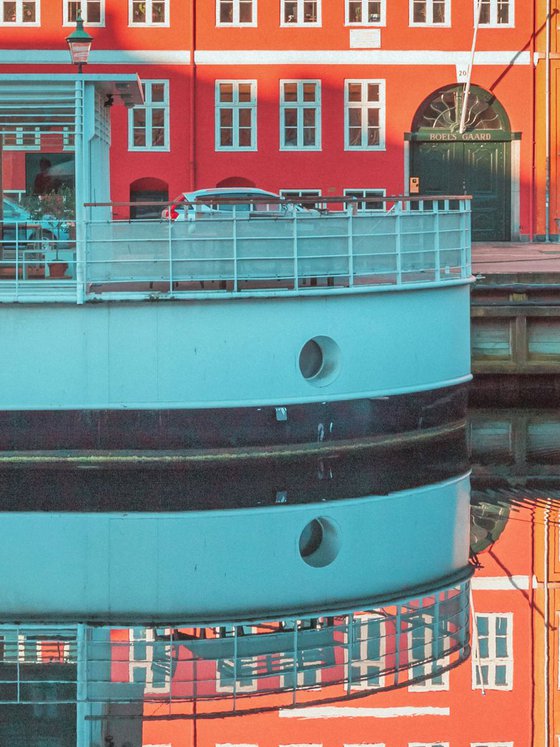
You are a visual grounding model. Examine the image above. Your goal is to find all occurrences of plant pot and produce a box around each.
[48,262,69,279]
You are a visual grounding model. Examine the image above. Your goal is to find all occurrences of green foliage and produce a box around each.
[20,185,76,222]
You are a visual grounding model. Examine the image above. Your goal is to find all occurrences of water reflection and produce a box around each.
[5,408,560,745]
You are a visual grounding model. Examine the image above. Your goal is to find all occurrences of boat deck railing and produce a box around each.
[0,195,472,303]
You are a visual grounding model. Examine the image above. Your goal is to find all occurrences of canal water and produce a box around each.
[0,406,557,746]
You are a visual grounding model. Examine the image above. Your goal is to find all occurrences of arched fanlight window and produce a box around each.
[412,85,510,133]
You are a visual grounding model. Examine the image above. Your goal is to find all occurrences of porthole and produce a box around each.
[298,336,340,387]
[299,517,340,568]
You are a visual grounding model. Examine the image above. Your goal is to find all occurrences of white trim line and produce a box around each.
[195,49,531,65]
[0,50,190,65]
[471,575,533,590]
[279,706,450,718]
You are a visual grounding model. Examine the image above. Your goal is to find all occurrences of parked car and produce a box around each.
[162,188,319,220]
[1,196,71,251]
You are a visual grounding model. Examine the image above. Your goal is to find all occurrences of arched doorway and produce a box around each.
[129,177,169,219]
[409,85,513,241]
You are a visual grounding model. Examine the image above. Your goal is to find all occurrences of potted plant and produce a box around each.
[20,186,75,278]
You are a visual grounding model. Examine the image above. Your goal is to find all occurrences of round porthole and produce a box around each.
[299,517,340,568]
[298,336,340,387]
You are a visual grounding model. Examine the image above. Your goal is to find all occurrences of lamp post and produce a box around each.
[66,10,93,74]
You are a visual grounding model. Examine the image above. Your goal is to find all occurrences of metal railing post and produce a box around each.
[76,624,89,747]
[395,209,402,285]
[293,212,299,291]
[346,613,354,694]
[292,622,298,704]
[168,217,173,293]
[434,205,441,281]
[348,207,354,287]
[233,210,238,293]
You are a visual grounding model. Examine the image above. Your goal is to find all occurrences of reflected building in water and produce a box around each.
[0,428,472,746]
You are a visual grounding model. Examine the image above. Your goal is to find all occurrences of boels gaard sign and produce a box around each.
[408,130,517,142]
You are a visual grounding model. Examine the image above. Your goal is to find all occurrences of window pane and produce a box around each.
[413,0,426,22]
[348,127,362,146]
[133,128,146,147]
[303,0,316,21]
[87,0,101,21]
[284,127,298,145]
[367,109,379,127]
[283,83,298,101]
[68,1,79,21]
[239,0,252,22]
[495,617,508,636]
[22,1,35,21]
[496,636,508,658]
[151,84,165,102]
[477,616,489,635]
[220,129,233,146]
[478,638,489,658]
[367,127,379,146]
[133,109,146,128]
[303,83,317,101]
[2,1,15,21]
[432,0,446,22]
[303,109,315,126]
[238,108,252,126]
[367,83,379,101]
[152,109,165,127]
[219,0,233,21]
[349,0,361,21]
[220,109,233,126]
[349,108,361,126]
[479,0,490,22]
[368,1,381,20]
[495,664,508,685]
[238,84,252,102]
[284,0,297,21]
[284,108,297,127]
[303,127,316,145]
[152,1,165,22]
[151,127,165,146]
[348,83,362,102]
[497,0,509,22]
[238,128,252,146]
[132,0,145,22]
[219,84,233,102]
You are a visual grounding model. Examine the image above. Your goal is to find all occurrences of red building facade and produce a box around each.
[0,0,539,240]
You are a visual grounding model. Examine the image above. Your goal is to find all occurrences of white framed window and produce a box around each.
[215,81,257,150]
[280,189,324,209]
[410,0,450,25]
[216,0,255,24]
[0,0,38,24]
[472,613,513,690]
[129,80,169,151]
[64,0,104,25]
[409,744,449,747]
[471,743,514,747]
[280,81,321,150]
[345,0,384,24]
[477,0,513,26]
[281,0,320,25]
[344,189,385,210]
[344,81,385,150]
[130,0,168,25]
[347,613,388,690]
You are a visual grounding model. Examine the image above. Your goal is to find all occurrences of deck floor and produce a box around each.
[472,241,560,275]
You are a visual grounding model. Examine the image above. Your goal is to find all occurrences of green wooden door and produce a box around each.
[411,139,510,241]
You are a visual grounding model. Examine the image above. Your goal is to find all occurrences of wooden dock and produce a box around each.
[471,242,560,404]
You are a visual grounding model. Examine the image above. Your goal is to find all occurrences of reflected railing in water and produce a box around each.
[0,573,471,717]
